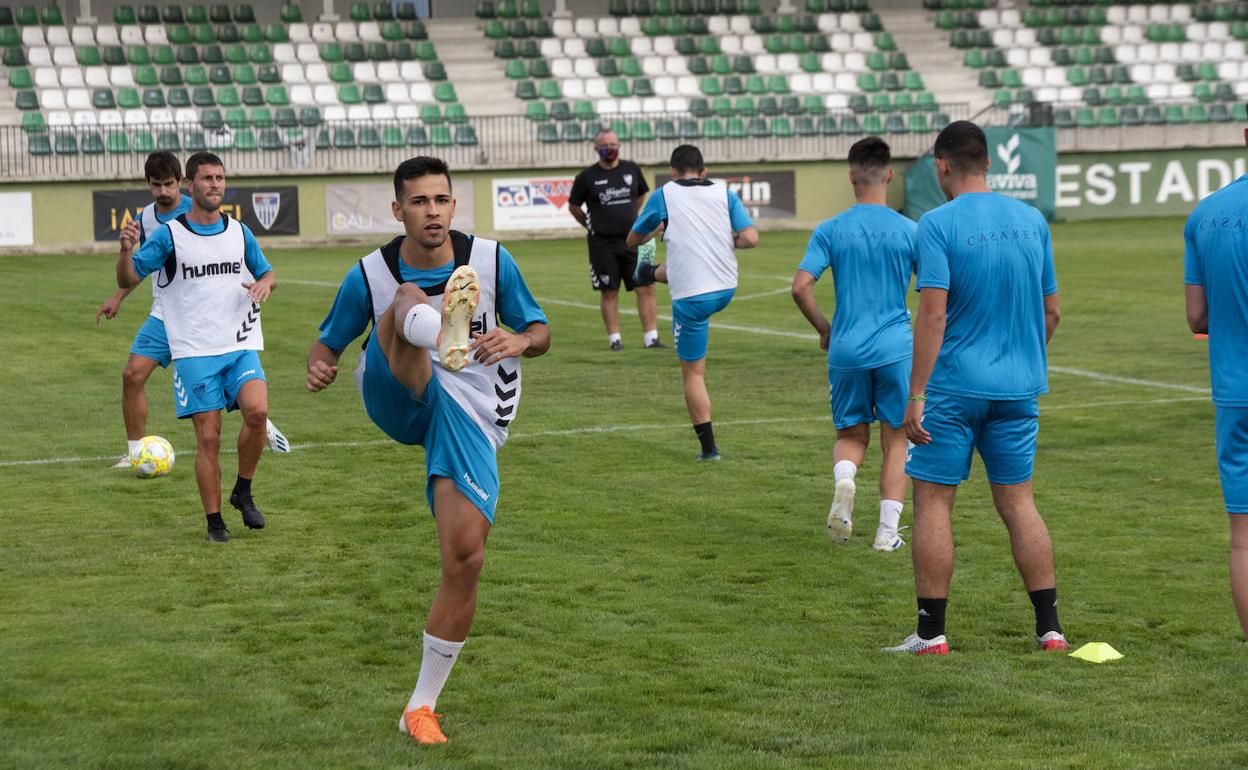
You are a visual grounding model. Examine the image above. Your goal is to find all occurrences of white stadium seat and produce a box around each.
[288,23,311,42]
[843,51,866,71]
[824,93,848,110]
[122,109,147,126]
[52,46,76,67]
[550,57,574,79]
[719,35,741,55]
[754,54,778,74]
[84,66,110,87]
[1154,62,1177,82]
[144,25,168,45]
[47,110,72,127]
[840,13,862,32]
[574,57,597,78]
[707,16,729,35]
[573,18,595,37]
[811,72,833,92]
[41,88,65,109]
[1014,27,1037,47]
[618,97,641,113]
[1000,9,1020,27]
[334,22,358,41]
[371,104,395,120]
[1180,42,1201,61]
[1035,86,1058,103]
[99,109,123,126]
[664,56,688,76]
[1006,48,1027,68]
[352,62,377,83]
[585,77,608,99]
[1218,60,1239,81]
[665,95,689,113]
[1157,42,1180,62]
[1208,22,1230,41]
[305,63,330,83]
[595,97,619,115]
[1187,22,1208,42]
[1100,25,1121,45]
[34,67,58,88]
[1169,82,1193,100]
[816,13,838,33]
[70,25,95,46]
[288,84,315,105]
[629,36,652,56]
[120,25,144,45]
[280,63,306,83]
[310,22,334,42]
[95,25,120,46]
[46,26,69,46]
[833,72,857,92]
[395,103,419,119]
[65,88,90,110]
[1114,44,1137,65]
[653,76,676,97]
[1105,6,1126,25]
[273,43,297,63]
[619,18,641,37]
[677,75,700,96]
[979,9,998,27]
[730,15,751,35]
[551,18,574,37]
[1145,82,1168,101]
[777,53,802,74]
[653,36,676,56]
[789,73,813,93]
[1122,25,1144,44]
[820,52,842,71]
[357,21,381,42]
[641,96,664,113]
[1057,86,1080,103]
[641,55,664,76]
[323,104,346,121]
[410,82,433,102]
[375,61,400,81]
[1225,40,1245,58]
[564,38,587,57]
[1021,67,1043,88]
[992,28,1013,48]
[1172,4,1192,23]
[540,37,562,58]
[741,34,764,54]
[347,104,370,122]
[296,43,320,63]
[27,47,51,67]
[830,32,851,51]
[560,77,585,98]
[598,17,619,36]
[109,66,135,86]
[1126,6,1147,24]
[21,26,44,46]
[1043,67,1065,86]
[147,108,173,126]
[851,31,874,51]
[385,82,410,103]
[313,84,338,105]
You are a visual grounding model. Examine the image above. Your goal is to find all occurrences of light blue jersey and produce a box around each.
[132,215,272,281]
[318,242,547,351]
[916,192,1057,400]
[137,194,192,245]
[1184,174,1248,407]
[799,204,918,372]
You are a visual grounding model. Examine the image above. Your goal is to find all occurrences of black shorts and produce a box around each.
[587,233,639,292]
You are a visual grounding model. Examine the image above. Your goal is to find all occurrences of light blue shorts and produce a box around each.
[671,288,735,362]
[130,315,171,368]
[171,350,265,419]
[361,329,499,523]
[1216,406,1248,514]
[830,359,910,430]
[905,392,1039,486]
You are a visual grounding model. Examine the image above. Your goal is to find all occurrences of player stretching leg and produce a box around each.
[628,145,758,461]
[116,152,276,541]
[791,137,917,550]
[306,157,549,744]
[886,122,1066,655]
[1183,121,1248,639]
[99,153,289,467]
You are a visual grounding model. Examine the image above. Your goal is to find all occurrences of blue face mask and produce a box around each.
[597,147,619,163]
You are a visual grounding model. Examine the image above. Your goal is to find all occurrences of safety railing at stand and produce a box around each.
[0,105,975,181]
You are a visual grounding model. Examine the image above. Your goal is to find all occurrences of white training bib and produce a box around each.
[158,214,264,360]
[661,179,738,301]
[355,232,522,451]
[139,202,166,320]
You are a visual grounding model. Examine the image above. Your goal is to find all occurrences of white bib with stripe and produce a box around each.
[159,215,263,360]
[355,232,521,451]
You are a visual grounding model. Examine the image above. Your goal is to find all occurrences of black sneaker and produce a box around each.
[229,490,266,529]
[609,339,623,352]
[645,339,667,349]
[207,524,230,542]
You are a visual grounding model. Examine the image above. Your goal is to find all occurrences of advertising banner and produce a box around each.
[492,177,580,231]
[93,186,300,241]
[1056,148,1248,220]
[905,127,1058,221]
[326,182,474,237]
[655,170,797,220]
[0,192,34,246]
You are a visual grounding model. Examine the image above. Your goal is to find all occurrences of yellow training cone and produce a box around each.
[1069,642,1123,663]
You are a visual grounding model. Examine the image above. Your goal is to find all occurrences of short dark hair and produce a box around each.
[933,120,989,175]
[847,136,891,184]
[669,144,704,174]
[184,151,224,181]
[393,156,452,200]
[144,151,182,182]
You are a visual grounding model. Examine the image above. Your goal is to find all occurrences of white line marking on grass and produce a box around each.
[0,397,1210,469]
[732,286,793,302]
[1049,366,1210,395]
[283,278,340,288]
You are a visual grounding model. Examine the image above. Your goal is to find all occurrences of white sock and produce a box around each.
[880,499,903,532]
[608,332,622,344]
[127,439,141,456]
[834,460,857,484]
[402,303,442,349]
[643,329,658,345]
[406,632,465,712]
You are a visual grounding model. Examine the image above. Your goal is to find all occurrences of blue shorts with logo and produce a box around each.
[360,329,499,523]
[830,359,910,430]
[130,315,172,368]
[905,392,1039,486]
[1216,406,1248,513]
[171,350,266,419]
[671,288,735,362]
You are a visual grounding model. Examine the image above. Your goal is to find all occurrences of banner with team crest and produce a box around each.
[491,177,581,231]
[93,186,300,241]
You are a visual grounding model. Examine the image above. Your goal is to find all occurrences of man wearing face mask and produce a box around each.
[568,128,664,351]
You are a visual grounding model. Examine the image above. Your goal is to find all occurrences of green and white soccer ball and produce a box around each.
[130,435,175,478]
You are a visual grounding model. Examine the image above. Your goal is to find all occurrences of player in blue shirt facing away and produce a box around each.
[627,144,759,461]
[792,137,917,553]
[886,122,1067,656]
[306,157,550,745]
[1184,123,1248,640]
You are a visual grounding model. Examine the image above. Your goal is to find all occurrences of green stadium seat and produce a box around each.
[15,89,38,110]
[536,122,558,143]
[363,83,384,103]
[240,23,263,43]
[382,126,404,148]
[525,101,548,121]
[8,67,32,89]
[371,1,392,20]
[415,41,437,61]
[250,44,272,64]
[405,125,429,146]
[22,112,46,134]
[114,5,137,24]
[193,87,216,107]
[631,120,655,142]
[357,127,381,149]
[1164,105,1187,124]
[344,42,366,62]
[259,129,283,150]
[420,104,442,124]
[249,107,272,127]
[734,96,755,116]
[78,132,105,155]
[26,133,50,155]
[142,88,166,108]
[300,107,322,126]
[1211,104,1232,123]
[758,95,779,115]
[54,132,79,155]
[1187,104,1210,124]
[391,43,414,61]
[515,80,537,99]
[430,125,452,147]
[338,84,361,104]
[560,122,583,142]
[330,63,353,83]
[333,126,357,149]
[537,79,559,99]
[505,60,526,79]
[160,66,184,86]
[2,47,25,66]
[225,107,248,128]
[274,107,297,127]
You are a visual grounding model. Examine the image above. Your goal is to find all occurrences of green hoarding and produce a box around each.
[905,127,1058,221]
[1056,148,1248,220]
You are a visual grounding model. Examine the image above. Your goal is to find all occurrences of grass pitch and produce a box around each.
[2,218,1245,769]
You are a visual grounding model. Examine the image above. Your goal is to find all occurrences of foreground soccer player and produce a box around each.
[116,152,276,542]
[1183,123,1248,640]
[792,137,916,551]
[96,152,191,467]
[628,144,758,460]
[306,157,549,744]
[889,122,1066,655]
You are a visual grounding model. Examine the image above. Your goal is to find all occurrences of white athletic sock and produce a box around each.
[834,460,858,484]
[127,439,141,456]
[608,332,622,344]
[643,329,658,345]
[880,499,903,532]
[402,303,442,350]
[406,632,465,712]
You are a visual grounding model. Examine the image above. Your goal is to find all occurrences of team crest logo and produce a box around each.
[623,173,633,185]
[192,383,208,401]
[251,192,281,230]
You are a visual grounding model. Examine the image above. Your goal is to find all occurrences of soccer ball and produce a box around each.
[130,435,175,478]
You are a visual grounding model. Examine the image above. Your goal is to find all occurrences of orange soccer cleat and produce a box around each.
[400,705,448,745]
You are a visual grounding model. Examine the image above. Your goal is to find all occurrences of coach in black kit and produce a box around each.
[568,128,665,351]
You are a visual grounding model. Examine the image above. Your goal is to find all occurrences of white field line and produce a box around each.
[0,396,1211,469]
[732,286,794,302]
[1049,366,1210,395]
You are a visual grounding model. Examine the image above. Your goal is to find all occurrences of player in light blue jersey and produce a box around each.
[96,152,191,468]
[885,122,1066,656]
[117,152,276,542]
[306,157,549,744]
[627,144,758,460]
[1184,125,1248,639]
[792,137,917,552]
